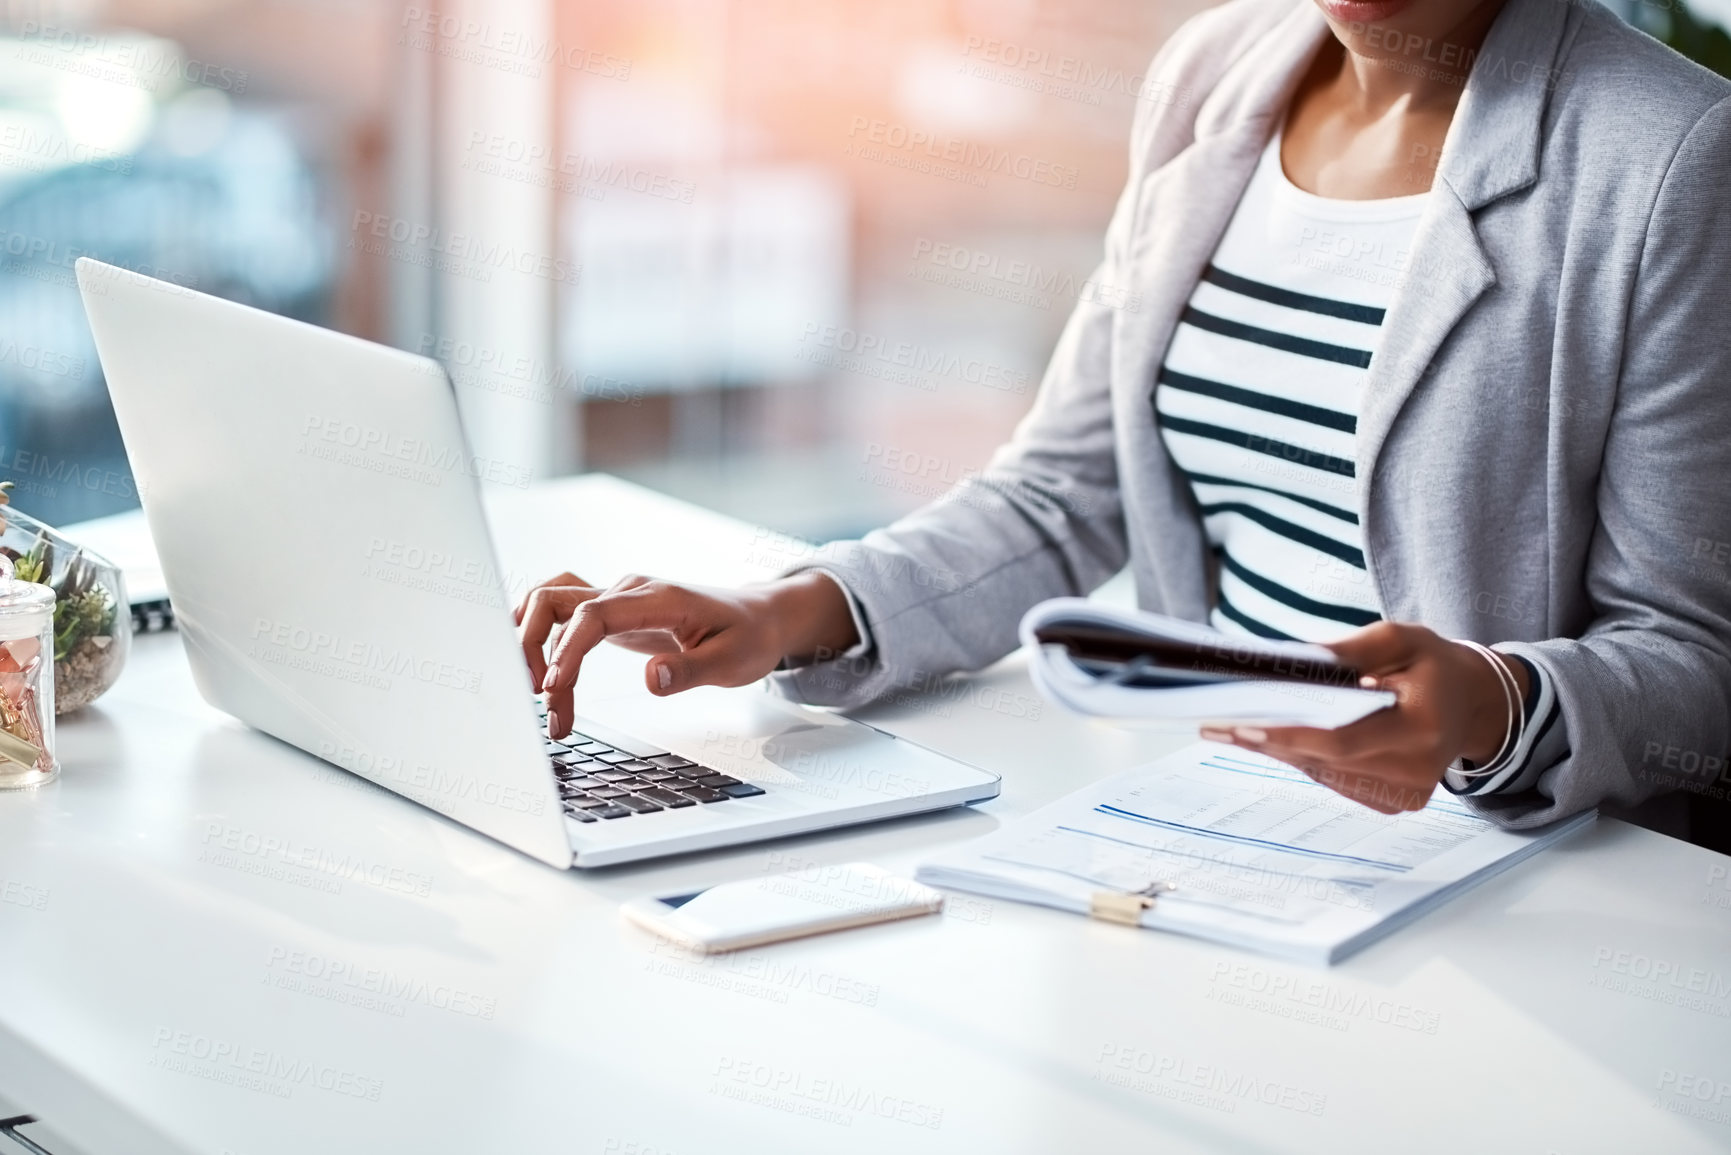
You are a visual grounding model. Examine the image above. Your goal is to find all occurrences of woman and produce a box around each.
[518,0,1731,829]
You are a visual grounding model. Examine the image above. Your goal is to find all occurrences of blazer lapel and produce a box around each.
[1110,4,1330,407]
[1109,133,1264,405]
[1356,0,1574,511]
[1353,189,1496,500]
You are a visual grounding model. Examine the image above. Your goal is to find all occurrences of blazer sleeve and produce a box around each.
[1476,96,1731,828]
[767,92,1180,711]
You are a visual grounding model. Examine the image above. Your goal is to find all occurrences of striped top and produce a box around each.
[1156,133,1566,794]
[1155,134,1420,643]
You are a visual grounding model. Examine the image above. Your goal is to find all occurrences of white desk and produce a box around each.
[5,476,1730,1155]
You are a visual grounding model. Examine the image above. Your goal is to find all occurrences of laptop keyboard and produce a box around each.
[537,702,766,822]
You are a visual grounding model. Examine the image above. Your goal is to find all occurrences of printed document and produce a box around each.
[917,742,1593,964]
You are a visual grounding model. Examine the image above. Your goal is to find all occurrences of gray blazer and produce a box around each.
[775,0,1731,828]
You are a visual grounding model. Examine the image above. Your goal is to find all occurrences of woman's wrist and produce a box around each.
[1457,643,1532,765]
[753,571,861,666]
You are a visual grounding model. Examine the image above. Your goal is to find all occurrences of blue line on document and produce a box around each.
[1094,804,1411,872]
[1051,824,1379,890]
[1198,755,1476,819]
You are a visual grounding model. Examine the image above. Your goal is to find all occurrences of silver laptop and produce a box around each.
[75,258,999,868]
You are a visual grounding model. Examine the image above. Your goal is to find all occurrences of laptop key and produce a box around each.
[638,788,695,808]
[594,769,635,782]
[720,782,766,798]
[694,774,740,788]
[678,786,728,803]
[544,741,573,756]
[595,752,635,765]
[573,743,611,756]
[616,795,664,813]
[647,755,695,769]
[616,760,655,773]
[592,804,632,819]
[566,808,597,823]
[567,776,607,791]
[639,769,680,782]
[587,786,628,799]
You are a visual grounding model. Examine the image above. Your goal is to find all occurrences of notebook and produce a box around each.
[1020,599,1394,729]
[917,741,1594,965]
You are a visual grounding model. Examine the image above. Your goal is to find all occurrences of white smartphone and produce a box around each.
[621,862,944,954]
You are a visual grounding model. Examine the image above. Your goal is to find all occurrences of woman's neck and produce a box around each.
[1324,0,1510,115]
[1280,0,1510,198]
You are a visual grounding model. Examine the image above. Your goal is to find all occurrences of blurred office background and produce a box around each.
[0,0,1726,540]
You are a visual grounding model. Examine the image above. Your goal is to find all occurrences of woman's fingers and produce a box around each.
[1326,621,1421,683]
[602,573,655,595]
[512,572,591,626]
[529,577,787,736]
[518,584,600,688]
[1255,738,1434,812]
[1201,709,1436,814]
[606,631,687,656]
[585,576,674,652]
[1293,764,1414,814]
[645,629,755,695]
[522,575,729,738]
[1237,705,1413,764]
[543,584,702,697]
[1195,623,1480,816]
[518,570,862,736]
[1301,762,1430,813]
[539,584,714,739]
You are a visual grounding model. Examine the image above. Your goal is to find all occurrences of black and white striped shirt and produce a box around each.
[1156,134,1564,794]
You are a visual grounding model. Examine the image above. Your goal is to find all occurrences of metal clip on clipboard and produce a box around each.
[1088,881,1176,926]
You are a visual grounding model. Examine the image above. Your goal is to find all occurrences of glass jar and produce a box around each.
[0,504,130,715]
[0,567,57,788]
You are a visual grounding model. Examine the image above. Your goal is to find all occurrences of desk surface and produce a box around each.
[6,476,1730,1155]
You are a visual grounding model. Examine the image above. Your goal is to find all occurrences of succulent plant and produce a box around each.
[12,533,49,585]
[3,503,116,664]
[54,588,114,662]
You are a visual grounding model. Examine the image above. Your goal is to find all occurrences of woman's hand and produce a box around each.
[1200,622,1528,814]
[514,570,858,738]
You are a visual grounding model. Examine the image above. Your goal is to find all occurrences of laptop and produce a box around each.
[75,258,1000,868]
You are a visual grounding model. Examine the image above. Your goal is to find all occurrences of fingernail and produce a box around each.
[1233,727,1267,744]
[1200,727,1231,743]
[1359,675,1378,688]
[542,663,560,691]
[656,664,672,691]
